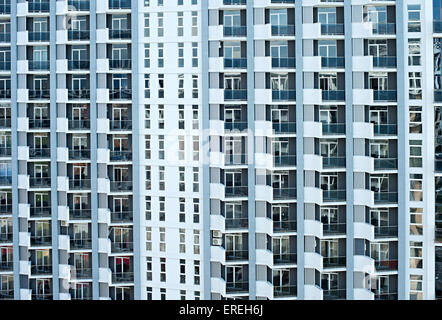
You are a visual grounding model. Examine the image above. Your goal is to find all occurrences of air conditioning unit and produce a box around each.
[212,238,223,246]
[212,230,222,238]
[61,220,69,227]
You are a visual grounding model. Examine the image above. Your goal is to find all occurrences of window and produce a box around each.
[145,196,151,221]
[193,167,199,192]
[179,167,185,192]
[194,260,200,285]
[158,13,164,37]
[144,74,150,98]
[178,43,184,67]
[194,230,200,254]
[144,105,151,129]
[178,105,185,129]
[158,135,164,160]
[408,39,421,66]
[146,287,152,300]
[158,44,164,68]
[146,227,152,251]
[145,135,151,160]
[144,13,150,37]
[410,207,423,236]
[160,288,166,300]
[193,136,199,161]
[193,198,200,223]
[179,229,186,253]
[409,140,422,167]
[144,44,150,68]
[158,105,164,129]
[192,105,199,129]
[177,12,184,37]
[410,174,423,202]
[178,135,185,160]
[159,196,165,221]
[408,5,421,32]
[178,74,184,98]
[159,167,165,191]
[409,241,423,269]
[192,75,198,98]
[192,42,198,67]
[160,227,166,252]
[180,259,186,284]
[179,198,185,223]
[409,72,422,100]
[145,166,151,190]
[192,11,198,36]
[180,290,186,300]
[410,275,423,300]
[158,74,164,98]
[409,106,422,133]
[146,257,152,281]
[160,257,166,282]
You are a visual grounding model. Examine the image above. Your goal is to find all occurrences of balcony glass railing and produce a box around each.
[322,90,345,101]
[224,121,248,132]
[322,123,345,135]
[0,33,10,42]
[28,60,50,71]
[322,157,346,168]
[225,186,248,197]
[0,4,11,14]
[29,90,50,100]
[321,23,344,35]
[224,0,247,4]
[30,177,51,188]
[0,176,11,186]
[226,250,248,261]
[323,189,346,202]
[372,56,397,68]
[68,119,90,130]
[321,57,345,68]
[31,265,52,275]
[30,207,51,217]
[271,25,295,36]
[0,61,10,71]
[28,32,50,42]
[273,220,297,233]
[0,89,11,99]
[110,150,132,161]
[109,59,131,69]
[30,235,52,246]
[374,259,398,271]
[74,268,92,279]
[274,285,297,297]
[0,204,12,215]
[374,158,398,170]
[110,120,132,130]
[224,58,247,69]
[68,89,90,100]
[272,122,296,134]
[225,218,248,229]
[373,124,397,135]
[226,281,249,293]
[111,241,134,253]
[28,1,50,12]
[109,89,132,100]
[373,90,397,102]
[68,0,90,11]
[109,29,131,39]
[69,149,90,160]
[69,209,92,220]
[323,289,346,300]
[223,26,247,37]
[110,180,133,192]
[373,192,398,203]
[69,179,91,190]
[68,60,90,70]
[224,89,247,101]
[70,238,92,250]
[0,261,13,271]
[0,118,11,128]
[29,119,50,129]
[109,0,131,9]
[372,23,396,35]
[273,188,297,200]
[111,211,133,223]
[272,90,296,101]
[273,155,296,167]
[224,153,247,166]
[112,272,134,283]
[0,147,11,157]
[323,256,346,267]
[374,225,398,238]
[273,252,297,265]
[374,292,398,300]
[0,233,12,243]
[68,30,90,41]
[323,223,346,234]
[272,57,295,68]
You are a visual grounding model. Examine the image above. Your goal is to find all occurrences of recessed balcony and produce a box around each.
[29,177,51,188]
[271,24,295,37]
[30,235,52,247]
[29,90,50,100]
[272,90,296,101]
[111,211,133,223]
[28,32,50,42]
[321,23,344,36]
[322,90,345,102]
[224,58,247,69]
[69,209,92,220]
[226,249,248,261]
[224,89,247,101]
[323,190,346,202]
[110,150,132,162]
[373,124,397,136]
[111,241,133,253]
[373,90,397,102]
[322,157,346,169]
[273,252,297,265]
[109,29,131,40]
[30,206,51,218]
[109,59,131,70]
[31,264,52,275]
[372,23,396,35]
[110,180,132,192]
[223,26,247,37]
[323,223,346,235]
[225,217,248,230]
[68,60,90,71]
[272,122,296,134]
[273,220,297,233]
[273,188,297,200]
[322,123,345,135]
[68,0,90,11]
[28,1,49,13]
[374,158,398,170]
[0,232,12,243]
[68,179,91,190]
[374,225,398,238]
[274,285,297,298]
[323,256,346,268]
[68,30,90,41]
[321,57,345,68]
[29,148,50,159]
[225,186,248,198]
[109,0,131,9]
[373,192,398,204]
[226,281,249,294]
[372,56,396,68]
[112,271,134,283]
[70,238,92,250]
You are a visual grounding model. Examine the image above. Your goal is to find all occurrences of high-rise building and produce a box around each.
[0,0,440,300]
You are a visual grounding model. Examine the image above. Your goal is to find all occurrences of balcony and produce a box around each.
[111,211,133,223]
[28,1,50,13]
[0,261,12,271]
[322,123,345,135]
[374,158,397,170]
[272,90,296,101]
[68,0,90,11]
[29,90,50,100]
[0,61,10,71]
[321,24,344,35]
[0,147,11,157]
[436,228,442,242]
[323,289,346,300]
[435,21,442,33]
[109,0,131,9]
[110,181,132,192]
[373,124,397,135]
[0,289,13,299]
[110,120,132,131]
[373,192,398,204]
[68,89,90,100]
[225,218,248,230]
[74,268,92,280]
[273,155,296,167]
[226,250,248,261]
[322,157,345,169]
[321,57,345,68]
[109,59,131,70]
[273,188,297,200]
[372,23,396,35]
[109,29,131,40]
[29,148,50,159]
[111,241,133,253]
[323,190,346,202]
[30,207,51,218]
[0,118,11,129]
[30,235,52,247]
[226,281,249,294]
[28,60,50,71]
[29,119,50,129]
[224,89,247,101]
[112,272,134,283]
[68,30,90,41]
[224,121,247,132]
[374,292,398,300]
[0,4,10,15]
[373,90,397,102]
[0,233,12,243]
[374,259,398,271]
[28,32,50,42]
[323,256,346,268]
[68,179,91,190]
[272,122,296,134]
[0,176,11,186]
[70,238,92,250]
[225,154,247,166]
[225,186,248,198]
[31,265,52,275]
[30,177,51,188]
[0,33,10,42]
[271,25,295,36]
[273,220,297,233]
[110,151,132,162]
[272,57,295,69]
[68,60,90,71]
[374,225,398,238]
[224,58,247,69]
[273,253,297,265]
[323,223,346,235]
[68,149,91,160]
[32,294,53,300]
[274,285,297,297]
[223,26,247,37]
[0,204,12,215]
[68,119,90,130]
[109,89,132,100]
[69,209,92,220]
[373,56,396,68]
[322,90,345,101]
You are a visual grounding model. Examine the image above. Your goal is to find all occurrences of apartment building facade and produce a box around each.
[0,0,440,300]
